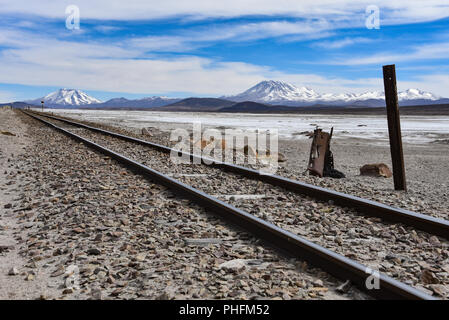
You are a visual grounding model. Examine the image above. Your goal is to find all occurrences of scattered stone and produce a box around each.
[429,284,448,297]
[110,288,123,297]
[8,267,19,276]
[429,236,440,245]
[360,163,392,178]
[3,203,12,209]
[62,288,74,295]
[87,248,101,255]
[141,127,153,136]
[1,131,16,136]
[25,273,35,281]
[420,269,439,285]
[91,288,102,300]
[0,245,14,253]
[336,280,351,293]
[51,266,65,277]
[219,259,247,273]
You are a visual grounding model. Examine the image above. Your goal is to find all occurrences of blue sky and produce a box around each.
[0,1,449,102]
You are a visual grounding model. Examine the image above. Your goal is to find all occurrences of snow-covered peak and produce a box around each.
[228,80,320,102]
[398,88,439,101]
[226,80,441,104]
[32,89,102,105]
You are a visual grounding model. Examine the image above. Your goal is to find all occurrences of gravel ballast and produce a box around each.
[29,111,449,299]
[0,109,374,300]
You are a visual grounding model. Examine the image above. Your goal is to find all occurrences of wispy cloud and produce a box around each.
[330,41,449,65]
[313,37,373,49]
[129,19,334,52]
[94,25,123,33]
[1,1,448,99]
[1,1,448,25]
[0,28,385,95]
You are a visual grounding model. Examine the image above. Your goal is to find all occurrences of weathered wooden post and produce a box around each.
[382,64,407,191]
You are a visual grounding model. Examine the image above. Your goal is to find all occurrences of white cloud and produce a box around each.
[0,0,448,25]
[331,42,449,65]
[0,28,386,96]
[129,19,333,52]
[314,37,373,49]
[95,26,122,33]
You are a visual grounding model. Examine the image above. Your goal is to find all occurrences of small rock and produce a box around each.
[91,288,102,300]
[219,259,246,272]
[1,131,15,136]
[135,253,146,262]
[313,279,324,287]
[87,248,101,255]
[277,152,287,163]
[429,236,440,245]
[336,280,351,293]
[360,163,392,178]
[420,269,439,285]
[429,284,448,297]
[25,273,35,281]
[8,267,19,276]
[51,266,65,277]
[3,203,12,209]
[141,128,153,136]
[62,288,74,295]
[110,288,122,297]
[72,227,84,234]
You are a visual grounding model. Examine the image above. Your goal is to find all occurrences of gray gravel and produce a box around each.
[36,112,449,299]
[0,110,372,300]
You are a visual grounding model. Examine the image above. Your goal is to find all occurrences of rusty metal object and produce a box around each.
[308,128,331,177]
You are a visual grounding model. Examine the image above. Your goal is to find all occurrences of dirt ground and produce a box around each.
[0,108,61,299]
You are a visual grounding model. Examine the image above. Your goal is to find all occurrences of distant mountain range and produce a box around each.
[223,80,448,107]
[25,88,180,108]
[16,80,449,111]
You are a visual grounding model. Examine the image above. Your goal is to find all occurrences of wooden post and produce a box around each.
[382,64,407,191]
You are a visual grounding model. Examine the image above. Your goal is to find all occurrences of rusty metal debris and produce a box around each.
[307,127,344,178]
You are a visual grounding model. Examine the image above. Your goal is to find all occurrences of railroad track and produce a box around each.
[22,110,446,300]
[30,111,449,238]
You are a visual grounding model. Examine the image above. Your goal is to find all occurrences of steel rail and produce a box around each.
[22,110,435,300]
[31,111,449,240]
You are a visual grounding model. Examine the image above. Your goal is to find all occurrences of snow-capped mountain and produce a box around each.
[28,88,102,106]
[398,88,439,101]
[21,82,447,110]
[227,80,320,103]
[25,89,181,108]
[225,80,443,106]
